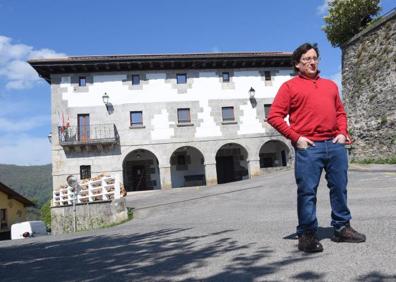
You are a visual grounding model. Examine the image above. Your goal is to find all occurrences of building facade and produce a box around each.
[0,182,35,238]
[30,52,294,194]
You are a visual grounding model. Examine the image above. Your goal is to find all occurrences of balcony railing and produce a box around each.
[58,124,119,146]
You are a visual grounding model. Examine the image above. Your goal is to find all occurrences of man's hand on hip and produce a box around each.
[332,134,346,144]
[296,136,315,149]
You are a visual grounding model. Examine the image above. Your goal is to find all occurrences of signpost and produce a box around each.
[66,175,80,232]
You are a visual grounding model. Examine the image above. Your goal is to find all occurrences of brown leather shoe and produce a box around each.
[298,231,324,253]
[332,223,366,243]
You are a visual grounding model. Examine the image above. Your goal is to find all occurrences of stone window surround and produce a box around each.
[123,72,149,90]
[165,71,198,94]
[71,74,93,93]
[130,111,144,127]
[221,106,238,124]
[216,70,235,90]
[259,70,278,86]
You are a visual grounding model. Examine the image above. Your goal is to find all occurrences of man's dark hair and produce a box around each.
[292,43,319,72]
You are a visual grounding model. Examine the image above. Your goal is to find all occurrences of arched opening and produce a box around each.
[215,143,249,184]
[259,140,290,168]
[170,146,206,188]
[123,149,160,192]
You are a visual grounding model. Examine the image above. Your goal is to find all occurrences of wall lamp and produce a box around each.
[248,87,256,99]
[102,92,110,106]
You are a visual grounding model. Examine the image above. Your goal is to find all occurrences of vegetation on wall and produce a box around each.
[323,0,381,47]
[41,199,52,228]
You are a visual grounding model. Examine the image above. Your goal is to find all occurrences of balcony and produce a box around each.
[58,124,119,151]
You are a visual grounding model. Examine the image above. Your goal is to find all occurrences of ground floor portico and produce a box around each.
[52,136,293,192]
[119,136,292,191]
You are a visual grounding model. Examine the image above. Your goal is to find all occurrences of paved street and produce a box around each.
[1,169,396,281]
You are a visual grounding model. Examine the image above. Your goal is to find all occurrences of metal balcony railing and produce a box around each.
[58,124,119,146]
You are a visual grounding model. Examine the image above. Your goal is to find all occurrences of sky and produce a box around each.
[0,0,394,166]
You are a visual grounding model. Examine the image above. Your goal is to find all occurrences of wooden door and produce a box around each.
[78,114,90,142]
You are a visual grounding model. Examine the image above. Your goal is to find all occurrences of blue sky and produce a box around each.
[0,0,394,165]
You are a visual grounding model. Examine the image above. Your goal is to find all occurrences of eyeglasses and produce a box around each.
[300,56,319,63]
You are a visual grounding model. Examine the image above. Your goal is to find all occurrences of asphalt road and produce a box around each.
[1,169,395,281]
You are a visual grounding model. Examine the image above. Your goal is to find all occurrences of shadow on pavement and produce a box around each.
[1,227,316,281]
[283,226,334,241]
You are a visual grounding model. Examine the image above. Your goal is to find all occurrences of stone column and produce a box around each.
[204,162,218,186]
[248,159,261,177]
[159,166,172,189]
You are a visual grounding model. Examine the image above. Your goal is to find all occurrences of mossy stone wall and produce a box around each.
[342,10,396,162]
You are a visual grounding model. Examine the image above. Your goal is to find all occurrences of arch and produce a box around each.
[170,146,206,188]
[215,143,249,184]
[259,140,290,168]
[122,149,161,192]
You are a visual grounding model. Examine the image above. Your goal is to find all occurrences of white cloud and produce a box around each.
[317,0,334,15]
[0,134,51,165]
[0,115,49,133]
[0,35,66,90]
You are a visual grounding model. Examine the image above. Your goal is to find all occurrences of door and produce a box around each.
[132,165,147,191]
[78,114,90,142]
[216,156,235,184]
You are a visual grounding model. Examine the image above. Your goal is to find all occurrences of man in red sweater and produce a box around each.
[268,43,366,253]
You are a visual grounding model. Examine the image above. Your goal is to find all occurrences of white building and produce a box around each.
[29,52,294,193]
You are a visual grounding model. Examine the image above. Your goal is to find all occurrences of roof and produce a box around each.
[28,51,293,83]
[0,182,35,207]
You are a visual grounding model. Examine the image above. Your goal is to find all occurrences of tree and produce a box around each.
[323,0,381,47]
[41,199,51,229]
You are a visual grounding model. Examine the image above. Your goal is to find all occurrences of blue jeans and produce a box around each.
[294,140,352,235]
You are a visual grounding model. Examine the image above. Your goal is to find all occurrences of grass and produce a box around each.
[352,157,396,164]
[99,208,134,229]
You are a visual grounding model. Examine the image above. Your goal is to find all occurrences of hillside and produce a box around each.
[0,164,52,207]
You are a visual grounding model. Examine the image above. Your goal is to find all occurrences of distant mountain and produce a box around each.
[0,164,52,207]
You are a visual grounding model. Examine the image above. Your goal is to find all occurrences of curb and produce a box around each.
[349,164,396,173]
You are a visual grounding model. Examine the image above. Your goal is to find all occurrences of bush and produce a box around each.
[323,0,381,47]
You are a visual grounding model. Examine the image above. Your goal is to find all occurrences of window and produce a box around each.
[177,108,191,123]
[0,209,6,229]
[264,71,271,81]
[177,155,186,165]
[176,73,187,84]
[222,72,230,82]
[132,74,140,85]
[222,107,235,121]
[79,76,86,87]
[130,111,143,126]
[264,104,272,119]
[80,165,91,180]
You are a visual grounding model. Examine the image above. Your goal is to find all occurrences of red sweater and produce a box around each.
[267,74,349,144]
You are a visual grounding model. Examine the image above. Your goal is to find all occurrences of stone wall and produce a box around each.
[51,198,128,234]
[342,10,396,162]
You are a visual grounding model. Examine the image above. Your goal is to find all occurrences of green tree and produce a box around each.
[41,199,52,228]
[323,0,381,47]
